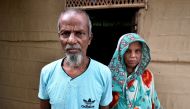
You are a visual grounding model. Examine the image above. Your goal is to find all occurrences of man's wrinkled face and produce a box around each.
[58,12,92,66]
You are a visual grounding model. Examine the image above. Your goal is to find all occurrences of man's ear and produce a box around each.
[88,33,93,45]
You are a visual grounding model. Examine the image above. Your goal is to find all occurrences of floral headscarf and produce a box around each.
[109,33,161,109]
[109,33,150,88]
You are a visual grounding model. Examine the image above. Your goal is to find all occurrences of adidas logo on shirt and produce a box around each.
[81,98,95,108]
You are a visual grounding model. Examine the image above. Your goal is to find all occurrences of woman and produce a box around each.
[109,33,161,109]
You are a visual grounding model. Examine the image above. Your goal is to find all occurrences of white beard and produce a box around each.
[65,53,83,67]
[65,44,83,68]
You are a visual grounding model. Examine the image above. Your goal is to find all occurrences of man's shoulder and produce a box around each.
[90,59,110,70]
[41,58,62,72]
[90,58,111,74]
[44,58,62,67]
[90,58,107,67]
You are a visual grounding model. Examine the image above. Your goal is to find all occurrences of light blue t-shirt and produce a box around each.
[38,58,112,109]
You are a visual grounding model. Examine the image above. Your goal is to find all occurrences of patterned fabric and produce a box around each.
[108,33,161,109]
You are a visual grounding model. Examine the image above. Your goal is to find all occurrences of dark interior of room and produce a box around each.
[86,8,138,65]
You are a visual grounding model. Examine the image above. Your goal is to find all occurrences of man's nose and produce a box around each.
[67,33,77,44]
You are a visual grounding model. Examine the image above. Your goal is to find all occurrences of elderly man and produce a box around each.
[38,8,112,109]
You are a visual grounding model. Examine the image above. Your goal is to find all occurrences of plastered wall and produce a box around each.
[0,0,65,108]
[138,0,190,109]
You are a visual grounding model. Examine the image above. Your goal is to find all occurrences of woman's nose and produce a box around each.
[130,51,136,57]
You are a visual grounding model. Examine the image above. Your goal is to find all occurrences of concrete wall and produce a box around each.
[0,0,65,108]
[139,0,190,109]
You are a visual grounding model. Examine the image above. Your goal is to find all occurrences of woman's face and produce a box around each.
[124,41,142,69]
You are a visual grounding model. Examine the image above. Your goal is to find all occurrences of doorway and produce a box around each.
[86,8,138,65]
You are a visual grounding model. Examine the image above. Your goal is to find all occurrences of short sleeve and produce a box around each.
[100,67,113,106]
[38,67,49,100]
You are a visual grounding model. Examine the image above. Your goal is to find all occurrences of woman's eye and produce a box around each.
[125,50,131,55]
[136,49,142,54]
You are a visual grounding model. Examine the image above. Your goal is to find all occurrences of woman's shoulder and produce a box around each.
[141,69,154,88]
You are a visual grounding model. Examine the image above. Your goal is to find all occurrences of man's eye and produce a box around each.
[60,31,71,37]
[75,32,83,36]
